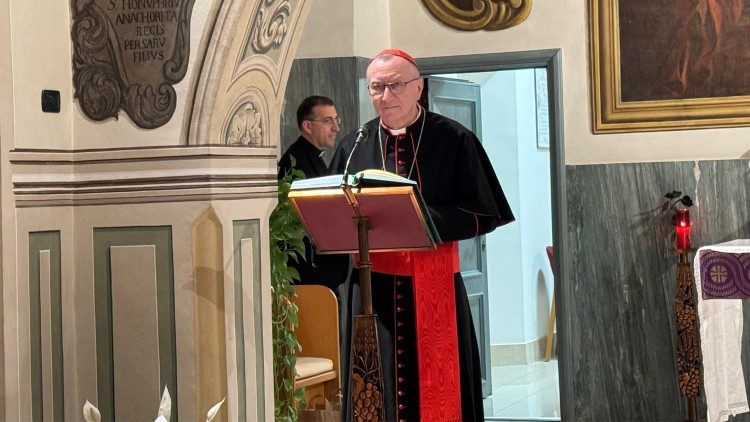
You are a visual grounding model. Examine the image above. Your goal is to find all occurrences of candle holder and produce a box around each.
[663,191,700,421]
[672,247,701,422]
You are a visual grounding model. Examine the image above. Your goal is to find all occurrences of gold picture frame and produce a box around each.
[590,0,750,133]
[421,0,531,31]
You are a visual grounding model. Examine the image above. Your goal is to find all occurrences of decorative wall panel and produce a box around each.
[70,0,197,128]
[9,146,277,207]
[421,0,532,31]
[28,231,63,422]
[192,208,227,420]
[92,226,176,422]
[110,245,161,422]
[233,220,262,421]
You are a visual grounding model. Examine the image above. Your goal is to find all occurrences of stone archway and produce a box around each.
[186,0,315,150]
[182,1,318,419]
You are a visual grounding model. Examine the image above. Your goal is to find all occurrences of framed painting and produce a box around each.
[590,0,750,133]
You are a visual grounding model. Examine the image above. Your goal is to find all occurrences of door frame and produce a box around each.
[417,49,571,420]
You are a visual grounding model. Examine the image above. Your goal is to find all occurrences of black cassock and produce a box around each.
[278,137,350,290]
[331,110,514,421]
[278,136,328,181]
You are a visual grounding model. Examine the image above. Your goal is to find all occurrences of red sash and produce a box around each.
[369,242,462,421]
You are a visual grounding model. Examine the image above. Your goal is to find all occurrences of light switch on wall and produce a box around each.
[41,89,60,113]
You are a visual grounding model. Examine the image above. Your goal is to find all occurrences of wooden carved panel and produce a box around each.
[71,0,196,129]
[421,0,531,31]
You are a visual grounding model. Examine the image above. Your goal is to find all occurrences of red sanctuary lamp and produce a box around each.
[674,208,692,250]
[664,192,700,422]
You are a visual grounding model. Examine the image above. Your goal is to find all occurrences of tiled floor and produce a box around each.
[483,359,561,421]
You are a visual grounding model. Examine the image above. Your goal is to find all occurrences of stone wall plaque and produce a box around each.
[71,0,195,129]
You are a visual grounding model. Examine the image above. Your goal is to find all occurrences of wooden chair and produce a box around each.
[544,246,556,361]
[291,285,340,403]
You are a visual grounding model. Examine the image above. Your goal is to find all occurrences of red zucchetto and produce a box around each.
[372,48,417,67]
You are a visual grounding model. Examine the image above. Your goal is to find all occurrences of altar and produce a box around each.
[695,240,750,422]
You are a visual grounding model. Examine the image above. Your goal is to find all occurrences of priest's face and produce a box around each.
[302,104,340,149]
[366,56,423,129]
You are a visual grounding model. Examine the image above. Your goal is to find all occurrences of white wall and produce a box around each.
[11,0,750,159]
[480,69,553,345]
[387,1,750,165]
[6,0,216,150]
[480,71,525,345]
[515,69,554,341]
[353,0,391,58]
[9,1,75,150]
[296,0,391,59]
[296,0,355,57]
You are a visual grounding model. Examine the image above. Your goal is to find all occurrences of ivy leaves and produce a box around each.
[271,160,308,421]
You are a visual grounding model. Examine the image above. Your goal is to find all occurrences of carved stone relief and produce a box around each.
[225,100,264,146]
[188,0,309,147]
[421,0,531,31]
[250,0,291,55]
[223,88,269,146]
[71,0,196,129]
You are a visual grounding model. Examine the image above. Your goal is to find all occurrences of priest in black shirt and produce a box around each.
[279,95,340,180]
[331,49,514,422]
[278,95,350,289]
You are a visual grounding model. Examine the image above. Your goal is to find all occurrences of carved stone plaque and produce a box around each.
[421,0,531,31]
[71,0,195,129]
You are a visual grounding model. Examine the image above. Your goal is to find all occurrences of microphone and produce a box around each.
[341,125,370,187]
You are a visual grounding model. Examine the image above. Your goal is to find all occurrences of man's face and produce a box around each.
[367,57,423,129]
[302,104,340,149]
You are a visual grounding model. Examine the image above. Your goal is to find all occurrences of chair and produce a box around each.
[544,246,556,361]
[291,285,340,403]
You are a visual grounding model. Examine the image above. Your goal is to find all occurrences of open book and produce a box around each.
[290,169,416,191]
[288,169,440,253]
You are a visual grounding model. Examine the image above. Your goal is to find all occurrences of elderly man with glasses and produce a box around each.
[331,49,514,422]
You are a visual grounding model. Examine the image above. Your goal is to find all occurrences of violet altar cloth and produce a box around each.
[695,240,750,422]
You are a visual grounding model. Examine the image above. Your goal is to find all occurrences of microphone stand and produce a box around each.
[340,127,385,421]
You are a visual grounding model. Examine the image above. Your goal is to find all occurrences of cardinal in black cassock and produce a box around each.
[331,48,514,422]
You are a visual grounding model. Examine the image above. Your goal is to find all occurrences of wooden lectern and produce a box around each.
[288,170,439,422]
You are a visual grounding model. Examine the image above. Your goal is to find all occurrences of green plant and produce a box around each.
[270,163,307,421]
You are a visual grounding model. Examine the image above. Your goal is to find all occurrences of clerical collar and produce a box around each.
[300,136,326,158]
[377,105,426,179]
[380,107,423,135]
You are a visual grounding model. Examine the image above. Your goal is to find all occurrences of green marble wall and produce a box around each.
[280,57,370,166]
[567,159,750,420]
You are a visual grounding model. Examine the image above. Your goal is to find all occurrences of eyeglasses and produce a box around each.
[307,116,342,126]
[367,77,421,95]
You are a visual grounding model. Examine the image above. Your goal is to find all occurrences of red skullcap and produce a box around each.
[373,48,418,67]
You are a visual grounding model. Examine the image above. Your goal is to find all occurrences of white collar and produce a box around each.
[380,106,422,135]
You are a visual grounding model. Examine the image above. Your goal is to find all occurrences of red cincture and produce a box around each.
[370,243,462,422]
